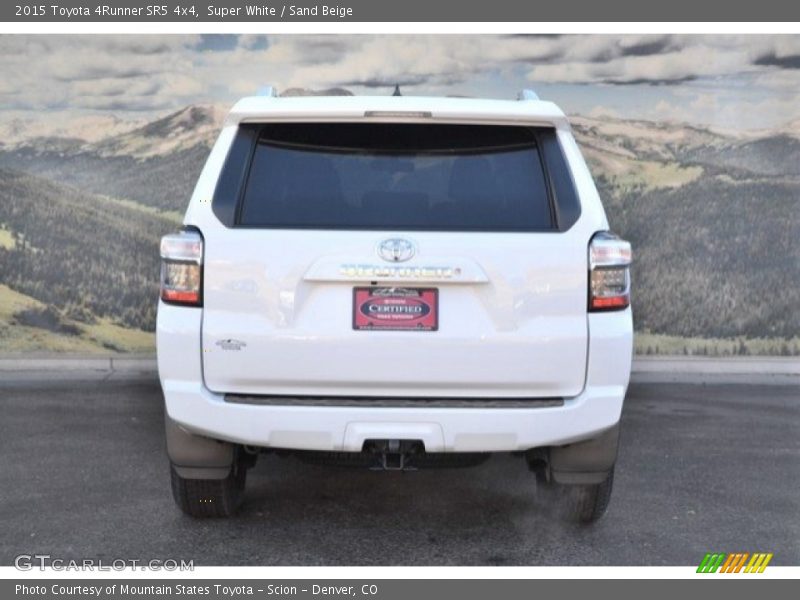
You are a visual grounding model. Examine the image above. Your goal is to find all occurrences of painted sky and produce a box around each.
[1,34,799,130]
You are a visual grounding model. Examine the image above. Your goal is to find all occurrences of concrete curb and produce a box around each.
[0,355,156,382]
[0,355,797,385]
[631,356,800,374]
[0,356,156,372]
[630,356,800,385]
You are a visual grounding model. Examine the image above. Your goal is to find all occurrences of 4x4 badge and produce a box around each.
[216,339,246,351]
[377,238,415,263]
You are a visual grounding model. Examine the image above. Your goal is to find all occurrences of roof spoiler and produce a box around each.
[254,85,539,101]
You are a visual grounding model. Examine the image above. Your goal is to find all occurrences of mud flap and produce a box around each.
[548,424,620,485]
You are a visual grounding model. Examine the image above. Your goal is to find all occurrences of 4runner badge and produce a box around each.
[377,238,415,263]
[215,339,246,351]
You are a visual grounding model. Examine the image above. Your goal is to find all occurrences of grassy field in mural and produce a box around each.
[0,284,154,354]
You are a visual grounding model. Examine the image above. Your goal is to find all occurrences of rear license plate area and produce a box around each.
[353,287,438,331]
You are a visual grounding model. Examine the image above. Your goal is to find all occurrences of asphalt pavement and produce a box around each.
[0,377,797,566]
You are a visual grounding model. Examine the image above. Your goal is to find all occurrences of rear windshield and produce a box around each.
[237,123,555,231]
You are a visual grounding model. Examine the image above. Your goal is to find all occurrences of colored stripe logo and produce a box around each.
[697,552,773,573]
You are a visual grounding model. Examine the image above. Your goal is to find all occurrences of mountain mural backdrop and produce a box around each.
[0,95,798,355]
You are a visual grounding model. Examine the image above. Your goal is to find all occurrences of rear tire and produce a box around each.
[536,468,614,524]
[561,470,614,523]
[170,454,247,518]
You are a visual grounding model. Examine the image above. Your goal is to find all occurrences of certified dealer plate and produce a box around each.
[353,287,438,331]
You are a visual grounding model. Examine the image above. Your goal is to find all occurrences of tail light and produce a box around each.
[160,230,203,306]
[589,232,631,311]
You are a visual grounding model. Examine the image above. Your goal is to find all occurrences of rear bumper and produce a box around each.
[157,302,632,453]
[163,381,625,452]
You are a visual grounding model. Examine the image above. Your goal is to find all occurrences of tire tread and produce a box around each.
[564,470,614,523]
[170,462,245,518]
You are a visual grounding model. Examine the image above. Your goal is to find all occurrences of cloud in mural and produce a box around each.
[0,34,798,129]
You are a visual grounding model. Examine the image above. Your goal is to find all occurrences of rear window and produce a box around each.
[236,123,555,231]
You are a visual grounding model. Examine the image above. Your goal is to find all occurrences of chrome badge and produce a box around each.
[377,238,415,263]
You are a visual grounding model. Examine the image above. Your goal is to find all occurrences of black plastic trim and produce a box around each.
[225,394,564,408]
[211,125,259,227]
[537,128,582,231]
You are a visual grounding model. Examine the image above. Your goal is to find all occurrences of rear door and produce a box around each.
[201,122,589,398]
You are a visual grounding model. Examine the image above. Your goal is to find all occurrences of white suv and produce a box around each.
[157,89,633,522]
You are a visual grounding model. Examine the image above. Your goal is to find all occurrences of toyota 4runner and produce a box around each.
[157,88,633,522]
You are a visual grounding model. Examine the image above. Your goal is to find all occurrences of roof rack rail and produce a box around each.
[256,85,278,97]
[517,89,540,101]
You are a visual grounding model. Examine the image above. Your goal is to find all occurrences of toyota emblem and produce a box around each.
[377,238,416,263]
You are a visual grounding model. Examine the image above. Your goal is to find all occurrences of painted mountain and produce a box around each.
[0,98,798,354]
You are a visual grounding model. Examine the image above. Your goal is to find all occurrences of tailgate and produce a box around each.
[201,229,588,398]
